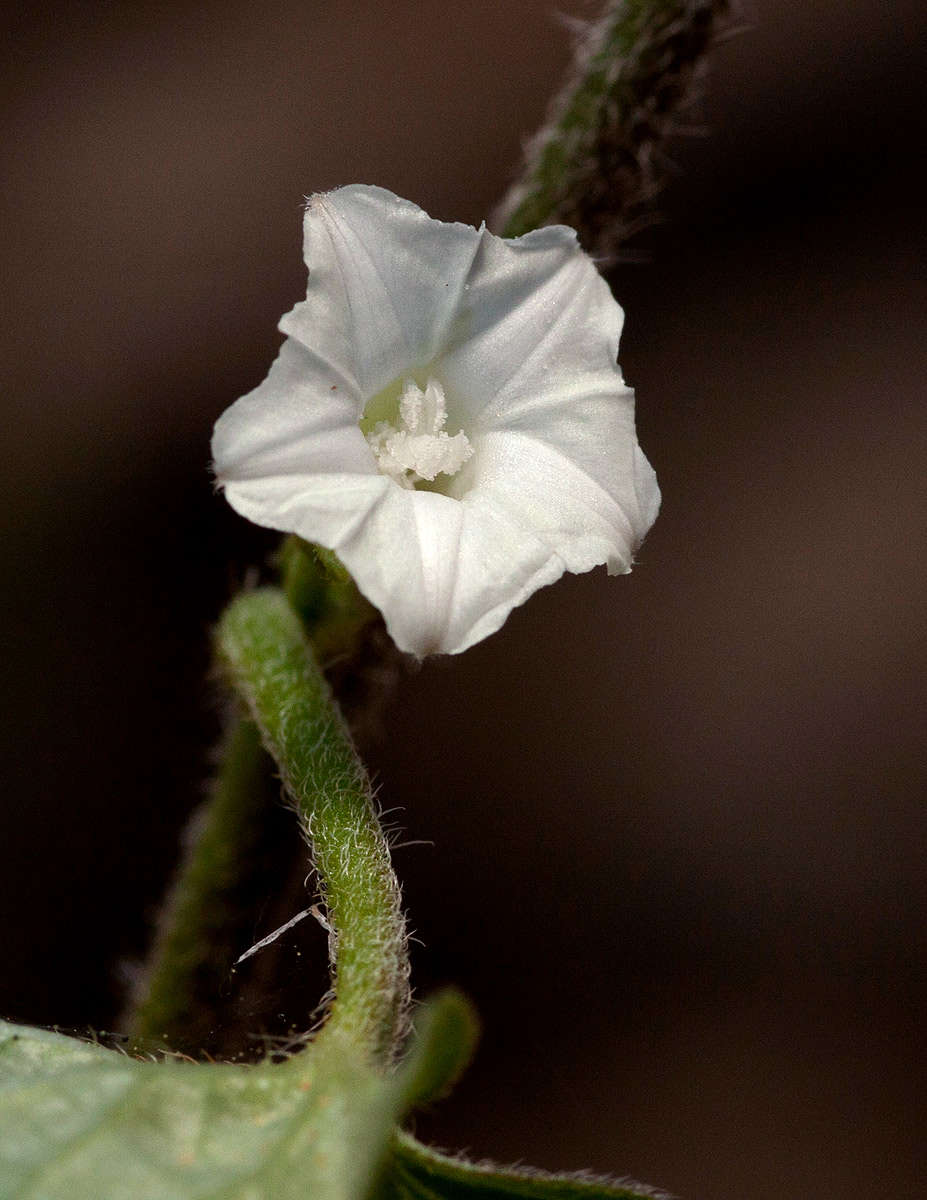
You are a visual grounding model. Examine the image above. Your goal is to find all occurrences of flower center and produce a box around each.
[364,378,472,490]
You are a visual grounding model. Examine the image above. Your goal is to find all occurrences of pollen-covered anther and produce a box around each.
[366,378,472,488]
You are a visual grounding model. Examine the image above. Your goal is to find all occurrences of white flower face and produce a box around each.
[212,185,659,656]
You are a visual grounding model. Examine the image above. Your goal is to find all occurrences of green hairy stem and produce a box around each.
[127,544,396,1059]
[497,0,731,255]
[215,588,410,1063]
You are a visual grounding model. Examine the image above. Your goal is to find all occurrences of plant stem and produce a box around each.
[127,716,277,1050]
[495,0,731,256]
[216,588,409,1064]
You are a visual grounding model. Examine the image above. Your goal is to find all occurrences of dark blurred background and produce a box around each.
[2,2,925,1198]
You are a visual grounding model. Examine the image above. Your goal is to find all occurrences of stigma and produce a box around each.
[365,378,472,489]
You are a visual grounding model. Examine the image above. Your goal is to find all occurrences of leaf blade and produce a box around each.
[0,1020,391,1200]
[383,1131,664,1200]
[0,991,477,1200]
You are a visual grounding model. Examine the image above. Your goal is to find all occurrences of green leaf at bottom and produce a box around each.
[0,993,661,1200]
[383,1131,662,1200]
[0,996,463,1200]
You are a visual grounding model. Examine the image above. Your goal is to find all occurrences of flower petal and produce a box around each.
[213,337,390,543]
[331,488,564,657]
[213,339,368,477]
[435,224,622,428]
[280,185,484,398]
[466,367,659,545]
[461,420,659,577]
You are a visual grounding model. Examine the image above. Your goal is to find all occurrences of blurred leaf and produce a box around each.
[0,993,467,1200]
[279,535,376,661]
[383,1132,660,1200]
[392,990,479,1109]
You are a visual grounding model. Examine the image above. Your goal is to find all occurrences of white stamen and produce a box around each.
[367,378,472,488]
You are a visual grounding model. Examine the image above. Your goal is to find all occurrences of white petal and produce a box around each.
[434,224,622,428]
[281,185,483,398]
[224,473,390,550]
[212,337,390,543]
[332,488,564,657]
[314,411,658,655]
[463,421,659,576]
[374,419,657,656]
[468,375,659,549]
[213,339,368,478]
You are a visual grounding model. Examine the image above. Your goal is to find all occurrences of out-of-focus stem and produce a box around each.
[127,716,273,1049]
[496,0,731,256]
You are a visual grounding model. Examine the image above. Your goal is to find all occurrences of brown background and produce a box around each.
[1,2,924,1198]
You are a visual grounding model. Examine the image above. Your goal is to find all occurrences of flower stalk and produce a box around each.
[216,587,410,1063]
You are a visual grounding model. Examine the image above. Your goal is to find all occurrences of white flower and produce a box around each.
[212,185,659,656]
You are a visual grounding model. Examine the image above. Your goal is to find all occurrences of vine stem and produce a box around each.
[216,587,410,1064]
[495,0,731,256]
[127,716,272,1049]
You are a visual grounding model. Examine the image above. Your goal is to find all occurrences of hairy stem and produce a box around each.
[496,0,731,256]
[216,587,409,1063]
[128,544,388,1056]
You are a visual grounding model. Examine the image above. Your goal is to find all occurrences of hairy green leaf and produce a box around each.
[382,1132,662,1200]
[0,994,464,1200]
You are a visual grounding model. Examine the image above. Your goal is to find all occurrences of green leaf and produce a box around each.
[383,1132,661,1200]
[0,993,465,1200]
[392,991,479,1110]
